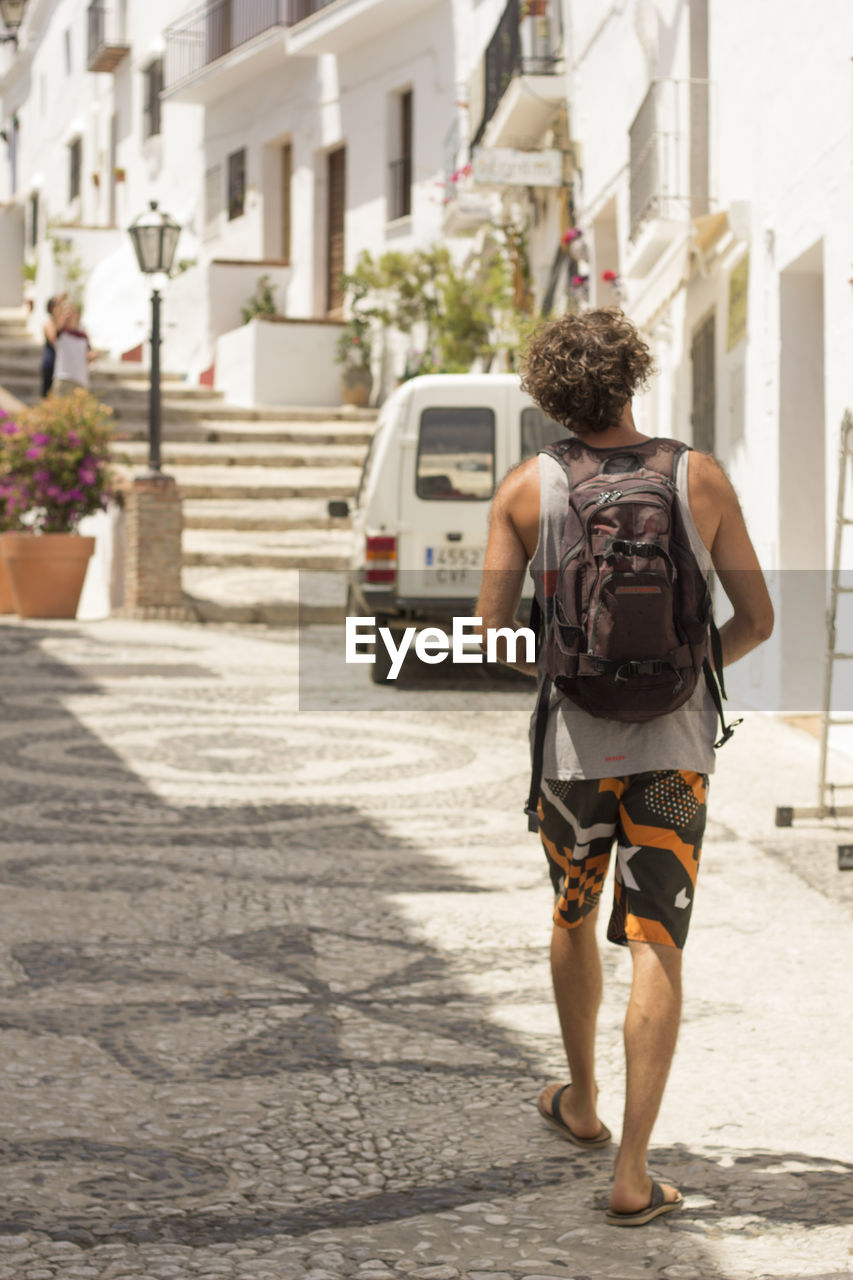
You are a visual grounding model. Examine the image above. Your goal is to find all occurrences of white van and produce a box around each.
[329,373,564,680]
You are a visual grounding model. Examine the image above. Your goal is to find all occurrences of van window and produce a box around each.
[416,407,495,501]
[521,407,566,458]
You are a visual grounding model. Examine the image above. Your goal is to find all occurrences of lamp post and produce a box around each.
[0,0,27,45]
[127,200,180,473]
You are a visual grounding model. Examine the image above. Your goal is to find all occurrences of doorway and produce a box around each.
[690,311,715,453]
[326,146,346,315]
[779,242,826,710]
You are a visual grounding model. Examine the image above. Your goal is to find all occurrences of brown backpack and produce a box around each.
[525,436,737,831]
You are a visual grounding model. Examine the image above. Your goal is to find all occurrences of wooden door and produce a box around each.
[326,146,346,315]
[282,142,292,264]
[691,312,715,454]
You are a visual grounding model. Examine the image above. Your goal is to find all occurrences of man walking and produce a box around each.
[476,308,773,1225]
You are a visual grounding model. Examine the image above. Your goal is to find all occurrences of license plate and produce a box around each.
[425,546,484,569]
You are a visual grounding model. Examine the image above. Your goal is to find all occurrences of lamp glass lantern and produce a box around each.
[128,201,181,276]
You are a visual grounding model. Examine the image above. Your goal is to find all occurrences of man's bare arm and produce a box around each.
[476,465,537,676]
[693,453,774,666]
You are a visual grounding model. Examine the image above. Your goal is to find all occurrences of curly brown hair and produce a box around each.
[520,308,655,435]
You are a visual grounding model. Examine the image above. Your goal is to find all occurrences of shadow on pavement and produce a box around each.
[0,621,850,1275]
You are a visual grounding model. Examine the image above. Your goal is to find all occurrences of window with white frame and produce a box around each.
[228,148,247,221]
[143,59,163,140]
[388,88,413,221]
[69,137,82,202]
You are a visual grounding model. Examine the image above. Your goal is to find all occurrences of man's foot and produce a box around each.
[607,1177,682,1227]
[536,1082,612,1148]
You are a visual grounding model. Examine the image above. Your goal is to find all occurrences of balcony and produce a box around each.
[286,0,443,58]
[471,0,566,150]
[625,78,707,278]
[164,0,288,102]
[87,2,130,73]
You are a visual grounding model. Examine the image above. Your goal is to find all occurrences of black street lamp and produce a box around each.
[128,201,181,473]
[0,0,27,45]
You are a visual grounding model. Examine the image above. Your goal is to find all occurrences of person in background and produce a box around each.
[40,295,63,397]
[52,301,96,395]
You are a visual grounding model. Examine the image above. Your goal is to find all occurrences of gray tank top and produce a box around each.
[529,447,718,779]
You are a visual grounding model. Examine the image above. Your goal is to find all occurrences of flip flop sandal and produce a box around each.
[605,1180,683,1227]
[536,1083,612,1149]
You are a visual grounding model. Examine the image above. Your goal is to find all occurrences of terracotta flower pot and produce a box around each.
[0,550,16,615]
[2,532,96,620]
[340,367,373,408]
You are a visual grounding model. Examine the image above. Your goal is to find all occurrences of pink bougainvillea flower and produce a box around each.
[46,485,63,501]
[31,432,51,447]
[66,430,82,446]
[65,488,86,503]
[601,269,619,282]
[25,446,44,460]
[562,228,581,245]
[0,421,19,436]
[33,468,50,485]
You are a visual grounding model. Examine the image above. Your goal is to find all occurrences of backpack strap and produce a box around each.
[703,614,743,748]
[540,436,686,487]
[525,674,551,832]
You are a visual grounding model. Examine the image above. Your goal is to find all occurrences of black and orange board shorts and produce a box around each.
[537,771,709,950]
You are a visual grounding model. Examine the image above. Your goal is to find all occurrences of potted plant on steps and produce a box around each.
[0,391,119,619]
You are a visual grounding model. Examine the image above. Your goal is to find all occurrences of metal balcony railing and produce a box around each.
[472,0,563,147]
[165,0,287,90]
[628,79,709,239]
[287,0,337,21]
[87,1,130,73]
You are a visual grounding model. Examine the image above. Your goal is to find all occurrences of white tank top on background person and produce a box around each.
[54,329,89,388]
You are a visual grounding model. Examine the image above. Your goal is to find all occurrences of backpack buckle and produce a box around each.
[616,659,665,681]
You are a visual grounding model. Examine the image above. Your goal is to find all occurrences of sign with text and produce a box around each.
[472,147,564,188]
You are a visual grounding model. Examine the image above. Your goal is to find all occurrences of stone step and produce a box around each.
[116,401,372,423]
[0,373,216,405]
[117,418,376,446]
[120,439,368,469]
[183,497,351,531]
[127,463,360,500]
[182,529,351,571]
[182,565,346,625]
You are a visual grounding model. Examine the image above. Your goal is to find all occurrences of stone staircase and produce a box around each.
[0,310,373,625]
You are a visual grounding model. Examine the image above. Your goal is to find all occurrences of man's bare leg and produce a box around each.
[542,910,605,1139]
[610,940,682,1212]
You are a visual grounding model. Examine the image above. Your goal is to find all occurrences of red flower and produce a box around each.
[602,269,619,282]
[571,274,589,288]
[562,228,581,245]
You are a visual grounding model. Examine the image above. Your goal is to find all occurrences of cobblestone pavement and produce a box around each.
[1,617,853,1280]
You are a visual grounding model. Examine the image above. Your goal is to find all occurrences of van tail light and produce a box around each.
[365,535,396,584]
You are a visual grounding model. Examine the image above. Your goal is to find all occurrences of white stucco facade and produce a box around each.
[0,0,575,393]
[563,0,853,713]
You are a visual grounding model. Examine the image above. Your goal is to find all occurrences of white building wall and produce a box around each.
[0,0,203,356]
[566,0,853,714]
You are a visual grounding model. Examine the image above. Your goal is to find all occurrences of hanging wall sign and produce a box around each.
[727,253,749,350]
[472,147,564,188]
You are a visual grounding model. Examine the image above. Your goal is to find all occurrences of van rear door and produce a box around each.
[395,385,509,605]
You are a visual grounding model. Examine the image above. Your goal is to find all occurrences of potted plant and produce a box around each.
[335,306,374,407]
[0,391,119,619]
